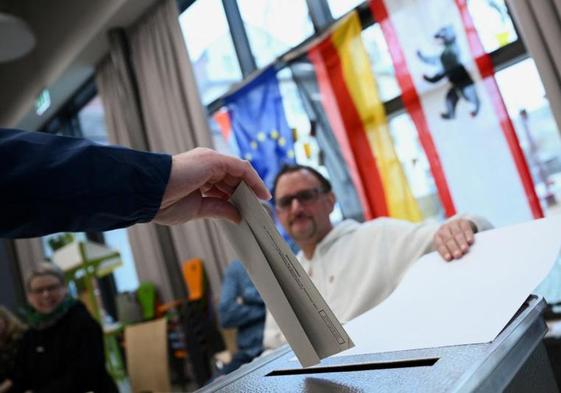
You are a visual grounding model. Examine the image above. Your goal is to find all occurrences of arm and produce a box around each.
[1,128,270,238]
[218,263,265,328]
[416,49,440,65]
[1,128,170,238]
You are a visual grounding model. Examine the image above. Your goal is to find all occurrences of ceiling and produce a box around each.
[0,0,159,130]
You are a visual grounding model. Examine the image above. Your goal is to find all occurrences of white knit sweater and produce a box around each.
[263,215,492,350]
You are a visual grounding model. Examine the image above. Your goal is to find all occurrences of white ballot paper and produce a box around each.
[335,215,561,357]
[218,182,354,367]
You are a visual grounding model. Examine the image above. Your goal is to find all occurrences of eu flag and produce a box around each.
[224,66,295,189]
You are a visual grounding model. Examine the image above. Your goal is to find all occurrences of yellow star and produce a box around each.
[257,132,266,142]
[244,153,253,161]
[278,137,286,147]
[287,150,295,159]
[270,130,279,140]
[250,141,258,150]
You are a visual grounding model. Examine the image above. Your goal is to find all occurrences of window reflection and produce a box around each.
[78,96,109,145]
[387,112,443,220]
[361,23,401,102]
[327,0,364,19]
[495,58,561,213]
[179,0,242,104]
[467,0,518,52]
[237,0,314,68]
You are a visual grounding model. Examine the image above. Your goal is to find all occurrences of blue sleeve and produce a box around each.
[218,261,265,328]
[0,128,171,238]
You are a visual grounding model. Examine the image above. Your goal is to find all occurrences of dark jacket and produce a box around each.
[10,302,118,393]
[0,330,24,382]
[0,128,171,238]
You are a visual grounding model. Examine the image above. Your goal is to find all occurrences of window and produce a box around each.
[495,58,561,214]
[361,23,401,102]
[179,0,243,104]
[78,96,109,144]
[237,0,315,68]
[327,0,364,19]
[468,0,518,53]
[388,112,443,220]
[104,229,140,292]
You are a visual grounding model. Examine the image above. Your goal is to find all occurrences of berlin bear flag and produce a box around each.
[370,0,542,226]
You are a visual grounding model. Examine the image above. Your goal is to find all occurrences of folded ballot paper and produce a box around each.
[335,214,561,357]
[218,182,354,367]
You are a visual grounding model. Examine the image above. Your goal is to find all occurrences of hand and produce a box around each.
[433,219,476,262]
[154,148,270,225]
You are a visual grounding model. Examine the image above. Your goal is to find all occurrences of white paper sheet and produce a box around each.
[218,182,354,367]
[335,215,561,356]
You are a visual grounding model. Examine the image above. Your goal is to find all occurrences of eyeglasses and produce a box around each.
[275,188,325,211]
[29,284,63,295]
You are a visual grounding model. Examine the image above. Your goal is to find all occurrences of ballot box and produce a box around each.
[199,295,558,393]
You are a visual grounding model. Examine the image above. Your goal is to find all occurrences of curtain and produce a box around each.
[96,0,236,302]
[13,238,44,285]
[507,0,561,133]
[96,31,176,302]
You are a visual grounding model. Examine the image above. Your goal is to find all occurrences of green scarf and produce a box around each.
[26,296,77,330]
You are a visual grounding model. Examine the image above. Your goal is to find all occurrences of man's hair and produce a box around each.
[26,262,65,291]
[272,164,332,200]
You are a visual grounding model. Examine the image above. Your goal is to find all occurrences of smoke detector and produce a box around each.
[0,13,35,62]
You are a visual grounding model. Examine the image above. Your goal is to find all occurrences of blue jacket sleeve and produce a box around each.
[1,128,172,238]
[218,261,265,328]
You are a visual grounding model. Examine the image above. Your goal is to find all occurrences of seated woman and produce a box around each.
[0,307,26,393]
[10,263,118,393]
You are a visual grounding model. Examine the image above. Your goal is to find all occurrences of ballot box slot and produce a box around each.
[266,357,439,376]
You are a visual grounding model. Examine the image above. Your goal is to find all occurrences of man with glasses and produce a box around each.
[263,164,492,349]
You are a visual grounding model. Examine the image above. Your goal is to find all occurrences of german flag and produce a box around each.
[308,11,422,221]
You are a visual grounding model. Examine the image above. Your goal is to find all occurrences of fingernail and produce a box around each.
[445,253,451,260]
[454,251,461,258]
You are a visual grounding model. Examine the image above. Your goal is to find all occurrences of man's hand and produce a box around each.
[154,148,270,225]
[433,218,477,261]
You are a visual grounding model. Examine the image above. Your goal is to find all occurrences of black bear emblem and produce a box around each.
[417,25,480,120]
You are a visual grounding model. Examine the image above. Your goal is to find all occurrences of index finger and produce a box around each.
[220,156,271,200]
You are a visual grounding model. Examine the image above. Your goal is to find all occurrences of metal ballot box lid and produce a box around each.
[200,295,558,393]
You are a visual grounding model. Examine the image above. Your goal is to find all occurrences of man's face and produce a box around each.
[27,275,67,315]
[275,169,335,246]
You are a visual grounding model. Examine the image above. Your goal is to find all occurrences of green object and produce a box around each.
[25,296,76,329]
[137,282,157,320]
[48,233,74,252]
[104,325,126,382]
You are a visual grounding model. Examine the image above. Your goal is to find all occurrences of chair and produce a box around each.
[181,258,225,386]
[124,318,171,393]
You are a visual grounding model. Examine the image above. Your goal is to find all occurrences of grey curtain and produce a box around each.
[96,0,236,302]
[13,238,44,284]
[507,0,561,133]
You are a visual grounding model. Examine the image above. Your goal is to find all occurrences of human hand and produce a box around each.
[433,218,477,262]
[154,148,270,225]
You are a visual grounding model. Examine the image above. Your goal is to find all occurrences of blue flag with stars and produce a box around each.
[224,66,295,189]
